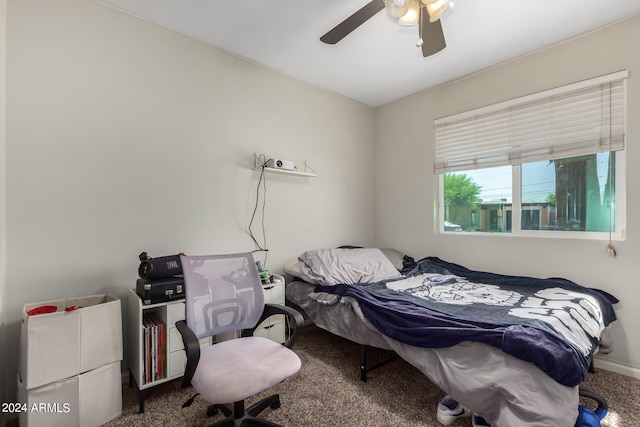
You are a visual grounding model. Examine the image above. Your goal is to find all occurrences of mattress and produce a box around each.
[286,279,581,427]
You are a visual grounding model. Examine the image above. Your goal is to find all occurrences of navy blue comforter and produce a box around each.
[315,257,617,387]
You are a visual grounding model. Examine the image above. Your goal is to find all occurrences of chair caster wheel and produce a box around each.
[207,406,219,417]
[270,400,281,410]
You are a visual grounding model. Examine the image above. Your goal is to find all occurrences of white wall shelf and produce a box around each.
[254,153,317,177]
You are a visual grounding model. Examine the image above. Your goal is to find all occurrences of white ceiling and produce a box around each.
[95,0,640,107]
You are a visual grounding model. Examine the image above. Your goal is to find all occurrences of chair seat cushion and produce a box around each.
[191,336,301,404]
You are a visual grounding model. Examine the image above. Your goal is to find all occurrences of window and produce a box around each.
[436,71,627,239]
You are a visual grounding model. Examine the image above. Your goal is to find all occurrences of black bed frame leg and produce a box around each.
[360,345,367,382]
[359,344,399,382]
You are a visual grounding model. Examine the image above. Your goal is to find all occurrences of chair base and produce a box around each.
[206,394,283,427]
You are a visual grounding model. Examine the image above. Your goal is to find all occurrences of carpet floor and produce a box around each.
[100,324,640,427]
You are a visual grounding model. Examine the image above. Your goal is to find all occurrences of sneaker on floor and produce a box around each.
[471,413,493,427]
[436,395,471,426]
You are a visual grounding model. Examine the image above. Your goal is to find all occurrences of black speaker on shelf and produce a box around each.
[138,252,183,280]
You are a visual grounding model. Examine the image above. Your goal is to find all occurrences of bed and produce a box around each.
[283,247,617,427]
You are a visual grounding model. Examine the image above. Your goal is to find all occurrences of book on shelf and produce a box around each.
[142,312,166,383]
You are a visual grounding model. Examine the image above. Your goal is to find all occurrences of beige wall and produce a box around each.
[3,0,375,401]
[374,15,640,377]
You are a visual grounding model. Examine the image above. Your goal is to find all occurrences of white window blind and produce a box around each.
[434,70,628,173]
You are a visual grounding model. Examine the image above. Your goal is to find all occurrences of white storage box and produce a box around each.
[17,361,122,427]
[19,294,123,389]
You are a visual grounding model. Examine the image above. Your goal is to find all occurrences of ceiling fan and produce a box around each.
[320,0,453,57]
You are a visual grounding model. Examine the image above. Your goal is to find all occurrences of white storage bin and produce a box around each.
[19,294,123,389]
[17,361,122,427]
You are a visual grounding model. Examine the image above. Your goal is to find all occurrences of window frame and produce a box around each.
[437,151,627,240]
[435,71,628,241]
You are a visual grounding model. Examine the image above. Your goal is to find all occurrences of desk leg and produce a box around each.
[129,369,145,413]
[138,389,145,413]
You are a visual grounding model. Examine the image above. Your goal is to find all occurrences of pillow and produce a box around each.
[297,248,401,286]
[379,248,405,271]
[283,259,317,283]
[338,245,405,271]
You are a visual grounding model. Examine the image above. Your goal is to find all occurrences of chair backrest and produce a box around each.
[181,253,265,340]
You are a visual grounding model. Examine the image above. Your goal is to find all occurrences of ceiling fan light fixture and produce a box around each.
[398,0,420,27]
[385,0,411,19]
[320,0,447,58]
[425,0,451,22]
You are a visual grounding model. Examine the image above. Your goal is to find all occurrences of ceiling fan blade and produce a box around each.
[320,0,385,45]
[420,9,446,57]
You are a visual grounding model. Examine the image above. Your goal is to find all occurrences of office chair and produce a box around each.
[176,253,304,427]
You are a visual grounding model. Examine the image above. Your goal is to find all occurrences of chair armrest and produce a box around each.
[175,320,200,388]
[244,303,304,348]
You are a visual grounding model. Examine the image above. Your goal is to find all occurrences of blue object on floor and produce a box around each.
[575,389,608,427]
